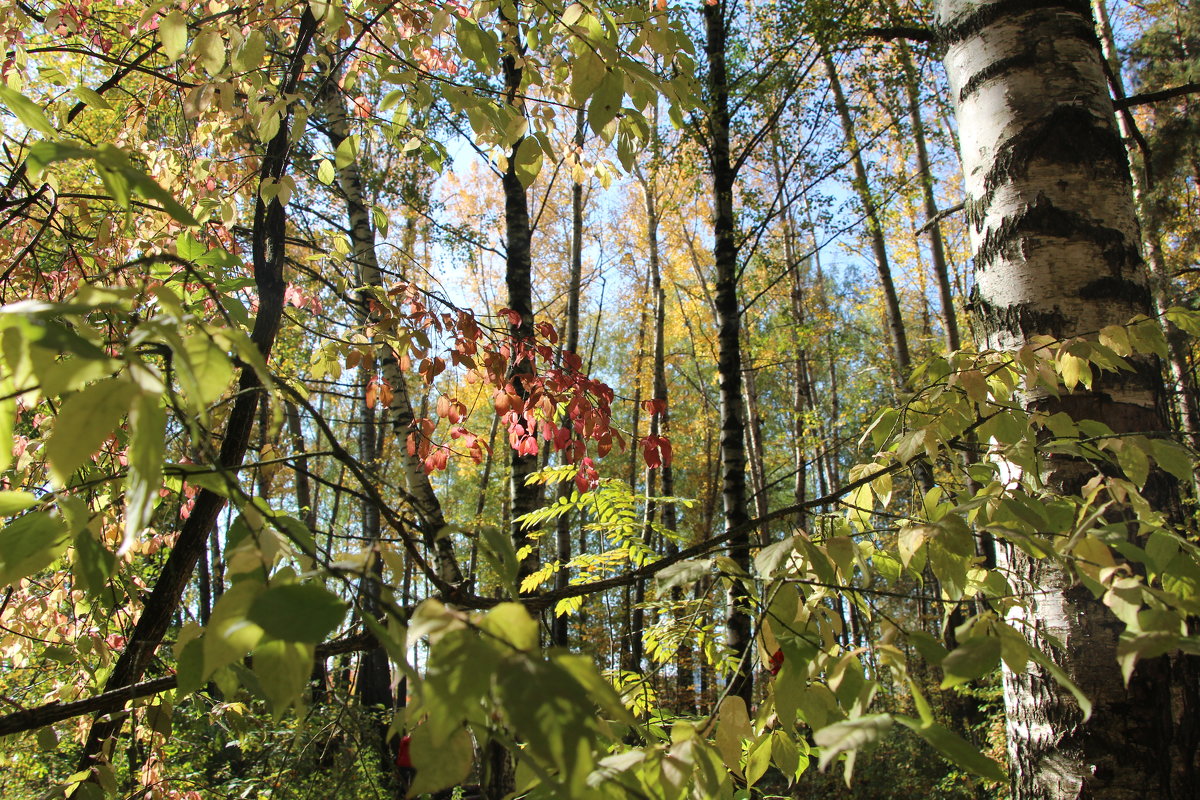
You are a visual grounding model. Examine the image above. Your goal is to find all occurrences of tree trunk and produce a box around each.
[896,35,960,353]
[551,109,587,649]
[704,0,753,708]
[77,10,319,770]
[1093,0,1200,463]
[500,10,539,588]
[823,48,912,384]
[319,65,463,587]
[938,0,1200,796]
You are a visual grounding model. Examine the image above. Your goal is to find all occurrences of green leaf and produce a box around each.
[123,394,165,552]
[248,582,347,643]
[1150,438,1194,483]
[252,639,313,719]
[588,70,624,137]
[1115,440,1150,489]
[813,714,893,772]
[0,86,57,136]
[481,602,538,651]
[894,716,1005,781]
[940,634,1001,689]
[0,491,38,517]
[159,10,188,62]
[46,377,134,486]
[317,159,335,185]
[754,535,796,578]
[73,527,116,597]
[235,29,265,72]
[72,86,111,110]
[0,511,70,586]
[408,725,472,796]
[194,30,225,75]
[178,333,233,407]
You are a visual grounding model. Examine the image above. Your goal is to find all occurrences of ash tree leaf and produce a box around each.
[46,376,134,486]
[248,582,347,643]
[0,86,58,136]
[0,511,70,586]
[894,716,1005,782]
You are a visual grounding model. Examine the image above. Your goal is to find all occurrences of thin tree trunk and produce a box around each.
[551,109,587,649]
[319,65,462,587]
[823,48,912,383]
[896,36,960,353]
[939,0,1200,796]
[704,0,753,708]
[500,10,539,589]
[1093,0,1200,458]
[77,10,318,769]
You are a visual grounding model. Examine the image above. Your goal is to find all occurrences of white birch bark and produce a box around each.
[938,1,1198,797]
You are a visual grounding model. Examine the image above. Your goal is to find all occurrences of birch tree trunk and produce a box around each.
[703,0,753,708]
[320,71,463,587]
[938,1,1200,796]
[823,48,912,384]
[500,10,539,588]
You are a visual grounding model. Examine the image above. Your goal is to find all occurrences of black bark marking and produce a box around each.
[938,0,1094,46]
[977,194,1142,275]
[980,106,1129,210]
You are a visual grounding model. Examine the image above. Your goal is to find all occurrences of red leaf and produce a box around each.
[768,648,784,676]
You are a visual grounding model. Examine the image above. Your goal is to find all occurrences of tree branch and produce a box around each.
[1114,82,1200,110]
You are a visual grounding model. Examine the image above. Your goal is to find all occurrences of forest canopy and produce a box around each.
[0,0,1199,798]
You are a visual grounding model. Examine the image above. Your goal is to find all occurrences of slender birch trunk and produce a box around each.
[896,37,960,353]
[1093,0,1200,459]
[938,0,1200,796]
[320,71,463,587]
[823,48,912,384]
[551,109,587,649]
[704,0,753,708]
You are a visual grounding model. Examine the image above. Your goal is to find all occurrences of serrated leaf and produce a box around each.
[46,377,133,486]
[247,582,347,643]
